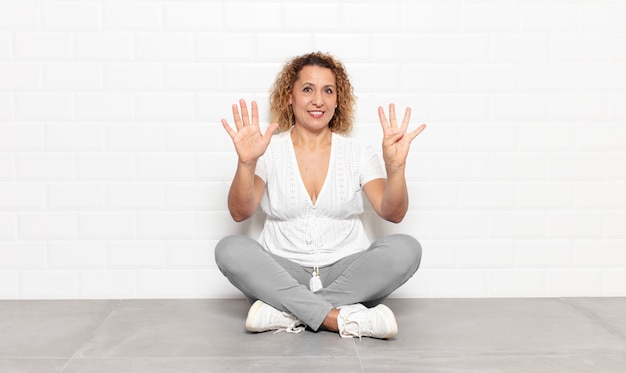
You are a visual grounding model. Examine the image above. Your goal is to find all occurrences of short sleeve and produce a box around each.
[359,143,386,186]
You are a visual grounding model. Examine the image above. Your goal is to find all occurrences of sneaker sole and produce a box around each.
[375,304,398,339]
[245,300,266,332]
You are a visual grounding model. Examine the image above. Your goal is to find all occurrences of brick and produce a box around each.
[19,212,76,239]
[577,63,626,93]
[197,211,250,240]
[516,123,575,151]
[135,33,194,60]
[196,269,242,298]
[431,93,489,121]
[550,34,607,62]
[426,152,488,181]
[546,152,605,181]
[605,212,626,238]
[284,3,339,30]
[343,3,399,31]
[605,270,626,296]
[428,269,486,297]
[224,63,281,92]
[107,182,164,209]
[313,34,369,61]
[16,153,75,180]
[578,3,626,32]
[78,212,136,239]
[106,124,165,151]
[0,94,14,120]
[576,182,626,209]
[166,240,216,269]
[0,154,15,180]
[0,271,18,299]
[108,241,165,268]
[520,3,577,32]
[575,123,620,151]
[74,32,132,60]
[0,242,46,269]
[14,32,72,60]
[346,63,400,92]
[401,3,460,31]
[42,1,100,31]
[420,211,488,239]
[104,63,163,90]
[458,182,515,209]
[400,63,459,93]
[195,151,237,182]
[0,2,40,31]
[76,93,134,121]
[407,182,457,210]
[47,182,105,210]
[0,124,43,151]
[457,124,516,151]
[546,269,603,297]
[135,94,194,121]
[20,270,78,299]
[517,64,577,93]
[136,153,194,180]
[487,153,546,181]
[77,153,135,179]
[488,211,546,239]
[165,182,226,210]
[16,93,73,121]
[487,270,545,297]
[0,213,17,239]
[165,124,227,151]
[255,34,315,62]
[371,34,432,63]
[489,94,550,122]
[515,240,572,268]
[102,2,161,30]
[46,123,104,151]
[546,211,605,238]
[458,240,515,268]
[163,2,221,30]
[43,63,103,91]
[516,182,573,209]
[137,270,196,298]
[223,3,281,30]
[432,34,490,62]
[462,4,519,32]
[609,94,626,120]
[573,239,626,268]
[164,63,223,90]
[0,63,42,90]
[196,33,254,61]
[137,212,196,239]
[48,241,107,269]
[609,34,626,61]
[0,182,44,210]
[78,270,137,298]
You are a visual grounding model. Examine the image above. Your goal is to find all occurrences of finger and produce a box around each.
[401,107,411,132]
[406,123,427,141]
[388,103,397,128]
[251,100,259,127]
[264,122,279,141]
[239,98,251,127]
[221,118,237,139]
[231,104,243,130]
[377,106,390,129]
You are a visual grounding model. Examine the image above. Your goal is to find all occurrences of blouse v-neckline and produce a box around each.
[289,131,334,208]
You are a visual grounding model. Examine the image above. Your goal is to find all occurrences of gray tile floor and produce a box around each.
[1,297,625,373]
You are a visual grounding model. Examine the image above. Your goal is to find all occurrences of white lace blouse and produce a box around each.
[255,130,386,267]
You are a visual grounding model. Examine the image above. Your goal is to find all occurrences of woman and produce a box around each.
[215,52,426,339]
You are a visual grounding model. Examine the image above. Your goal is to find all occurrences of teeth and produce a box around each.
[310,111,323,115]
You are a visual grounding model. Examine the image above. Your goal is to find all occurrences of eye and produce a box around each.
[303,87,312,93]
[325,88,334,94]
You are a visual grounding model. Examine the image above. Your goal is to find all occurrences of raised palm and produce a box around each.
[378,104,426,168]
[221,99,278,164]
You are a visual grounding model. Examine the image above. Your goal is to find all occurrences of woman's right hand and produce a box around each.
[221,99,278,165]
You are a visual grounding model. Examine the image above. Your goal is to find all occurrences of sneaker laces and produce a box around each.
[273,312,305,334]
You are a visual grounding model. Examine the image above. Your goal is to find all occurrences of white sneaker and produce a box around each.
[337,303,398,339]
[245,300,305,334]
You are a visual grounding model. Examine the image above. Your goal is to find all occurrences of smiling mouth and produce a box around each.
[308,111,325,118]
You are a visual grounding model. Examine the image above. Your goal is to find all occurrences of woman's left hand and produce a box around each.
[378,104,426,169]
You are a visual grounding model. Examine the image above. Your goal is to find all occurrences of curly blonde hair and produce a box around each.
[270,52,356,135]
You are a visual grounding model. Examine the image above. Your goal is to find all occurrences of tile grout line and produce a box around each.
[57,299,122,373]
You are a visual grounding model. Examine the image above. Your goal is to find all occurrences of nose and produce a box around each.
[311,90,323,106]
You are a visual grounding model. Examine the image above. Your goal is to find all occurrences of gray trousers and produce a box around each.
[214,233,422,331]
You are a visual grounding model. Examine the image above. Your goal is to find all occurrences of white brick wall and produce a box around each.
[1,0,625,299]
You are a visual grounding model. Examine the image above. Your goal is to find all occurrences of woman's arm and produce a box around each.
[221,99,278,221]
[363,104,426,223]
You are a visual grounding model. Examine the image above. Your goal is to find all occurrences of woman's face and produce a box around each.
[289,65,337,132]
